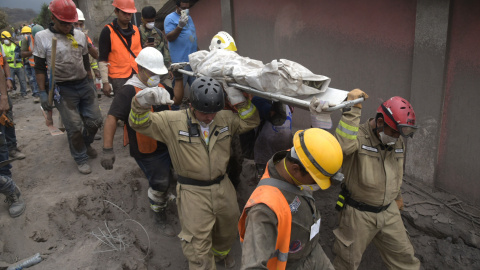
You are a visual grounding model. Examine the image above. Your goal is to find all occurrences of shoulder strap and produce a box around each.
[109,23,137,58]
[258,178,314,200]
[153,27,164,39]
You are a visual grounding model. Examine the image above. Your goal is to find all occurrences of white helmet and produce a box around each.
[76,8,85,21]
[135,47,168,75]
[209,31,237,51]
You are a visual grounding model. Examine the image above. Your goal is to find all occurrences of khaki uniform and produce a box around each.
[240,151,334,270]
[129,98,259,269]
[333,107,420,270]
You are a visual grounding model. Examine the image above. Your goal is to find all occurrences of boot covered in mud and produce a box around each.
[0,176,26,218]
[148,188,175,237]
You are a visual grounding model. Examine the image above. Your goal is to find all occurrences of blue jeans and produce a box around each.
[135,150,172,193]
[5,96,17,151]
[25,65,39,97]
[0,123,12,178]
[54,77,103,165]
[11,67,27,96]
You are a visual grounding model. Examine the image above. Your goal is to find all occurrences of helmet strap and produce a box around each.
[283,159,305,190]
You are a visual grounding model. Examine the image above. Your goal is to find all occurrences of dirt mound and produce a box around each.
[0,91,479,269]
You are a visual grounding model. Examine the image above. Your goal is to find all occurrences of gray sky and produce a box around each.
[0,0,48,12]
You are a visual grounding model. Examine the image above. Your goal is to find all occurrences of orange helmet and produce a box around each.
[112,0,137,13]
[49,0,78,23]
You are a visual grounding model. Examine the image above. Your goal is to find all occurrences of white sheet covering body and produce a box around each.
[189,50,331,96]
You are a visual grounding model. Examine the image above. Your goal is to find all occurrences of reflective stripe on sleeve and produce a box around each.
[336,120,358,140]
[129,110,150,125]
[237,100,256,119]
[211,247,230,257]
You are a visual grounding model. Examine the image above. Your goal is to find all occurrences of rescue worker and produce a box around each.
[101,47,184,236]
[0,58,26,218]
[1,32,27,160]
[0,36,14,91]
[20,26,41,103]
[98,0,140,97]
[75,8,102,98]
[332,89,421,269]
[239,128,341,270]
[34,0,103,174]
[129,76,260,269]
[139,6,172,81]
[2,31,28,98]
[208,31,243,188]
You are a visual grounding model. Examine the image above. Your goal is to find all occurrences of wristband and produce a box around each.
[6,77,13,81]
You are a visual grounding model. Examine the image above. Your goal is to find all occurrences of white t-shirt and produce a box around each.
[33,28,88,82]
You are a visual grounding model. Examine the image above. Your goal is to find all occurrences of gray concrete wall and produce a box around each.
[406,0,450,188]
[437,0,480,205]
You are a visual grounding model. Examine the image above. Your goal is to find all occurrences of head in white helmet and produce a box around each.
[135,47,168,87]
[74,8,86,30]
[209,31,237,51]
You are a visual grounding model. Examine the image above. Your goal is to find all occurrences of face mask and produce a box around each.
[300,184,321,192]
[143,70,160,87]
[75,27,82,31]
[183,9,190,16]
[379,131,398,146]
[145,22,155,29]
[4,40,10,45]
[146,75,160,87]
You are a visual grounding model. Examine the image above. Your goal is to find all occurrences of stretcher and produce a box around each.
[172,63,364,112]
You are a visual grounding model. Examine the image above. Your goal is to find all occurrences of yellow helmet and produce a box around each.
[1,31,12,39]
[21,26,32,34]
[209,31,237,52]
[292,128,343,190]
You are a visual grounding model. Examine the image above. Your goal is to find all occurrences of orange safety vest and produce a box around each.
[238,164,292,270]
[106,24,141,79]
[25,34,34,67]
[123,84,167,154]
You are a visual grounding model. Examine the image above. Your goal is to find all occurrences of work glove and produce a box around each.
[135,86,174,108]
[178,15,188,28]
[309,97,336,129]
[222,82,246,106]
[101,148,115,170]
[172,69,183,81]
[39,91,53,111]
[309,97,334,114]
[347,89,369,109]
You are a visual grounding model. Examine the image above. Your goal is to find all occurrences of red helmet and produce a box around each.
[377,96,417,138]
[49,0,78,23]
[112,0,137,13]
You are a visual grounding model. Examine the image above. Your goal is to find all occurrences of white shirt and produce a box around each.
[33,28,88,82]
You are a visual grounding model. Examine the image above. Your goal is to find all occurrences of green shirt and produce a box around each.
[139,24,171,68]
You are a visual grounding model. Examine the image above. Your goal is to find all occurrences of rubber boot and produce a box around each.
[148,188,175,237]
[4,186,25,218]
[215,253,236,269]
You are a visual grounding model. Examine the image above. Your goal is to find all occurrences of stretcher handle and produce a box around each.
[176,68,364,111]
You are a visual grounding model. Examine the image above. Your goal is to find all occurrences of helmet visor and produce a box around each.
[398,124,418,138]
